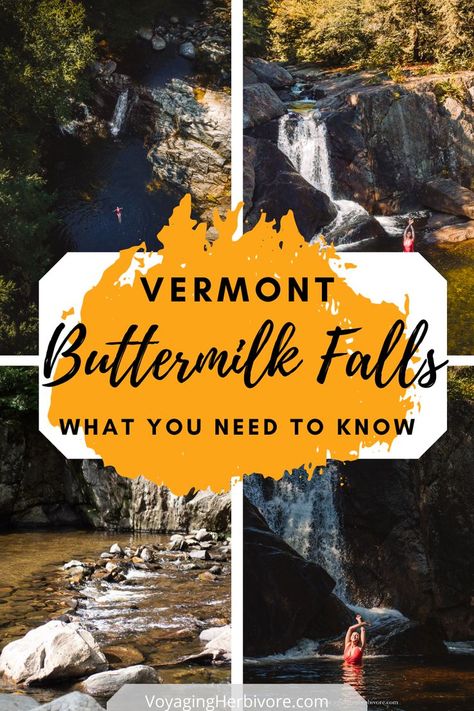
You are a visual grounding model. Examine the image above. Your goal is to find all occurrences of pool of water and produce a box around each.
[47,36,198,253]
[244,654,474,710]
[0,530,230,704]
[336,231,474,356]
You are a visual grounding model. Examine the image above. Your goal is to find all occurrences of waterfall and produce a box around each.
[110,90,129,137]
[245,465,348,600]
[278,111,334,197]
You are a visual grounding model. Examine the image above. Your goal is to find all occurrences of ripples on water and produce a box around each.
[0,530,230,703]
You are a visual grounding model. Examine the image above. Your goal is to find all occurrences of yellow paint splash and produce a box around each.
[48,196,414,494]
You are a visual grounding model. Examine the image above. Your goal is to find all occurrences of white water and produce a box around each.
[245,466,348,600]
[278,110,371,244]
[278,111,334,197]
[110,89,129,136]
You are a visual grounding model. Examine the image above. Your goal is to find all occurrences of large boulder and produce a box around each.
[144,79,231,223]
[0,621,107,685]
[425,221,474,243]
[320,71,474,212]
[319,619,447,656]
[244,83,286,129]
[245,58,294,89]
[420,178,474,219]
[80,665,159,697]
[244,497,352,656]
[0,696,39,709]
[244,137,337,240]
[39,692,103,710]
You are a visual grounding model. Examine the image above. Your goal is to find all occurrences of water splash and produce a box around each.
[245,466,348,600]
[278,111,334,197]
[110,90,129,137]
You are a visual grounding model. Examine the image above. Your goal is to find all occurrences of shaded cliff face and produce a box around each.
[244,380,473,643]
[319,71,474,214]
[244,60,474,221]
[243,497,352,656]
[338,391,474,640]
[0,415,230,532]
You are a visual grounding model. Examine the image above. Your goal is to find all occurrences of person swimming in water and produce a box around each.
[403,216,415,252]
[114,206,123,223]
[343,614,367,665]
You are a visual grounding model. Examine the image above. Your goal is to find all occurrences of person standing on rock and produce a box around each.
[403,217,415,252]
[343,614,367,665]
[114,206,123,223]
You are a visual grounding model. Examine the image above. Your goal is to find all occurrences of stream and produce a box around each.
[277,104,474,355]
[0,530,230,704]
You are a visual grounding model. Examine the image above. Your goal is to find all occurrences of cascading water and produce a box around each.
[245,466,348,600]
[278,112,334,198]
[277,110,370,245]
[110,89,129,137]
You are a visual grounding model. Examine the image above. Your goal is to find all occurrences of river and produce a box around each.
[0,530,230,704]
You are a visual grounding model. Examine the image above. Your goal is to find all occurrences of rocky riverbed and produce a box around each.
[0,529,231,707]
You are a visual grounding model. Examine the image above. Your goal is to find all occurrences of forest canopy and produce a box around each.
[244,0,474,70]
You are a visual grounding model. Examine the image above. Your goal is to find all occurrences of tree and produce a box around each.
[434,0,474,68]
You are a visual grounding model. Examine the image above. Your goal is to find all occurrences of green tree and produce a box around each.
[434,0,474,68]
[0,367,37,414]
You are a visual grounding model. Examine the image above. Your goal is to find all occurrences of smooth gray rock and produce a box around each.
[151,36,166,51]
[0,621,107,685]
[38,692,103,710]
[420,177,474,219]
[243,83,286,129]
[0,695,39,709]
[80,665,159,697]
[179,42,196,60]
[245,58,294,88]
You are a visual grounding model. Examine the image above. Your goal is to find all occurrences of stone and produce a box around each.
[420,178,474,219]
[198,572,217,582]
[145,80,231,223]
[199,626,227,642]
[179,42,196,60]
[152,36,166,51]
[102,644,145,666]
[100,552,113,559]
[80,665,159,696]
[209,565,222,575]
[189,550,210,560]
[244,137,337,241]
[0,620,107,684]
[39,692,103,710]
[195,528,213,542]
[425,221,474,243]
[244,83,286,129]
[100,60,117,76]
[0,695,39,709]
[109,543,123,555]
[137,28,153,41]
[63,560,83,570]
[245,58,294,88]
[244,65,259,86]
[140,547,154,562]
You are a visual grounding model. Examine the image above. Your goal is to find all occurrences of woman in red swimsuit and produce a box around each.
[403,217,415,252]
[343,614,367,665]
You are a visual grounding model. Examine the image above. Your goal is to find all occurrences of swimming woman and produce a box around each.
[343,614,367,665]
[403,217,415,252]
